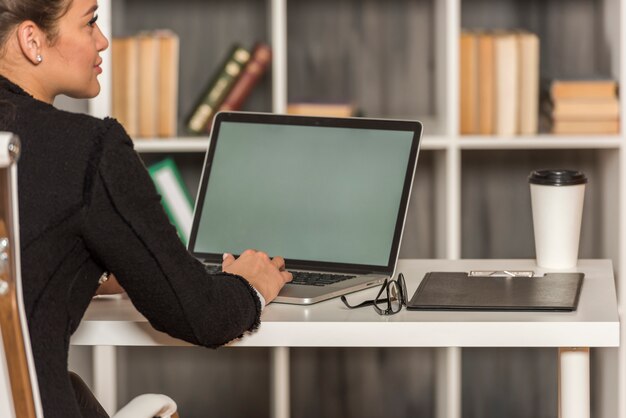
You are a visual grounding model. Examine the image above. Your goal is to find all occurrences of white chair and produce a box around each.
[0,132,179,418]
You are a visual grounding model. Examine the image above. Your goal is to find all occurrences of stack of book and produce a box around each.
[112,30,179,139]
[460,30,540,136]
[286,103,358,117]
[544,79,620,134]
[185,43,272,134]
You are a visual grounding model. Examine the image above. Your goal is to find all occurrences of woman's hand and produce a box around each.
[222,250,292,303]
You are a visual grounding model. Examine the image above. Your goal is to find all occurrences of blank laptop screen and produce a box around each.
[192,120,415,268]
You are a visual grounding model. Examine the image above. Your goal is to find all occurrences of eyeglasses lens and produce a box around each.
[398,274,407,305]
[388,281,402,313]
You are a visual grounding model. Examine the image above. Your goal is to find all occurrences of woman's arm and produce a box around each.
[82,119,289,347]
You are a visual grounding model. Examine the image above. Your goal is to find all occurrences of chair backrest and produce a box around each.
[0,132,43,418]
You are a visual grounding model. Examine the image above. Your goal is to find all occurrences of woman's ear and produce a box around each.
[15,21,45,65]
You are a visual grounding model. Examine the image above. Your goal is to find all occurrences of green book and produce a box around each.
[186,44,251,134]
[148,158,194,244]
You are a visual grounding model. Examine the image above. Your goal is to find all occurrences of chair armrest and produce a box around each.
[111,393,178,418]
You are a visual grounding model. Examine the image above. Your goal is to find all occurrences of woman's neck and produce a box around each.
[0,66,54,104]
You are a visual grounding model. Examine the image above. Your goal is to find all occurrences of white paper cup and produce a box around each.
[529,169,587,269]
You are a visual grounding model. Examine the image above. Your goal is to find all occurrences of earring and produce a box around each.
[36,54,42,63]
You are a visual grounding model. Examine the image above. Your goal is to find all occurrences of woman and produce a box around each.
[0,0,292,417]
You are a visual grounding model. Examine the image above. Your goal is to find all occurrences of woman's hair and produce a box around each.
[0,0,71,53]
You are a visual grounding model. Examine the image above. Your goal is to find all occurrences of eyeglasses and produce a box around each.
[341,273,407,315]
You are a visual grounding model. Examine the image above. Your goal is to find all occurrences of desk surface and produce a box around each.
[71,259,619,348]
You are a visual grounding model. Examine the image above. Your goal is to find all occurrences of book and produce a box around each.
[552,119,620,134]
[155,30,179,138]
[547,98,620,120]
[111,37,139,137]
[286,103,357,117]
[517,31,539,135]
[111,31,180,139]
[460,32,479,134]
[477,33,495,135]
[219,43,272,112]
[148,158,194,244]
[462,29,542,136]
[550,79,618,100]
[493,32,519,135]
[137,33,160,138]
[186,45,251,134]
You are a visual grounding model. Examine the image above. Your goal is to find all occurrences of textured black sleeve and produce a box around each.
[81,119,261,348]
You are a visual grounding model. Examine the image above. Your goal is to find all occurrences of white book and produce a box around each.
[494,33,519,136]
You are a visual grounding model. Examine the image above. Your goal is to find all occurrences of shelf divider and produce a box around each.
[270,0,287,113]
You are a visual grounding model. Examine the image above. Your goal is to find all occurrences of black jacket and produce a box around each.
[0,75,261,418]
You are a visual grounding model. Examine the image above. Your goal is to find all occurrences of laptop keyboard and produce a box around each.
[289,272,356,286]
[204,264,355,287]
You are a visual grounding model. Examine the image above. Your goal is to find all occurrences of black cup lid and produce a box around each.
[528,169,588,186]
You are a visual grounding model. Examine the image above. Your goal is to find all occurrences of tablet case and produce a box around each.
[407,272,584,311]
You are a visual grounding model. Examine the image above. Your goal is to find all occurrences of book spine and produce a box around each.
[552,119,620,134]
[550,98,620,120]
[148,158,194,244]
[219,44,272,112]
[111,37,139,137]
[137,33,160,138]
[156,31,180,138]
[551,81,618,100]
[186,45,251,134]
[477,33,495,135]
[494,33,518,136]
[517,32,539,135]
[460,32,479,134]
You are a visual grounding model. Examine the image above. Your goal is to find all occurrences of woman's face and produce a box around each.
[45,0,109,99]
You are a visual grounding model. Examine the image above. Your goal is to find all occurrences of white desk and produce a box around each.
[72,259,620,418]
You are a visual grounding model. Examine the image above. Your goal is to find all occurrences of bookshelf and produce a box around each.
[73,0,625,417]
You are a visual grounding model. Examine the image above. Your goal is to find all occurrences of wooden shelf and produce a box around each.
[132,135,453,153]
[458,135,623,150]
[132,138,208,153]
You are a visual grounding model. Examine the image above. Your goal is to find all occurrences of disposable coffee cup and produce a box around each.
[528,169,587,269]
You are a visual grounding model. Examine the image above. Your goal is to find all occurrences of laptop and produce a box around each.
[187,111,422,304]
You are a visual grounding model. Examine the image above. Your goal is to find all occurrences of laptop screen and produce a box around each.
[188,112,422,274]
